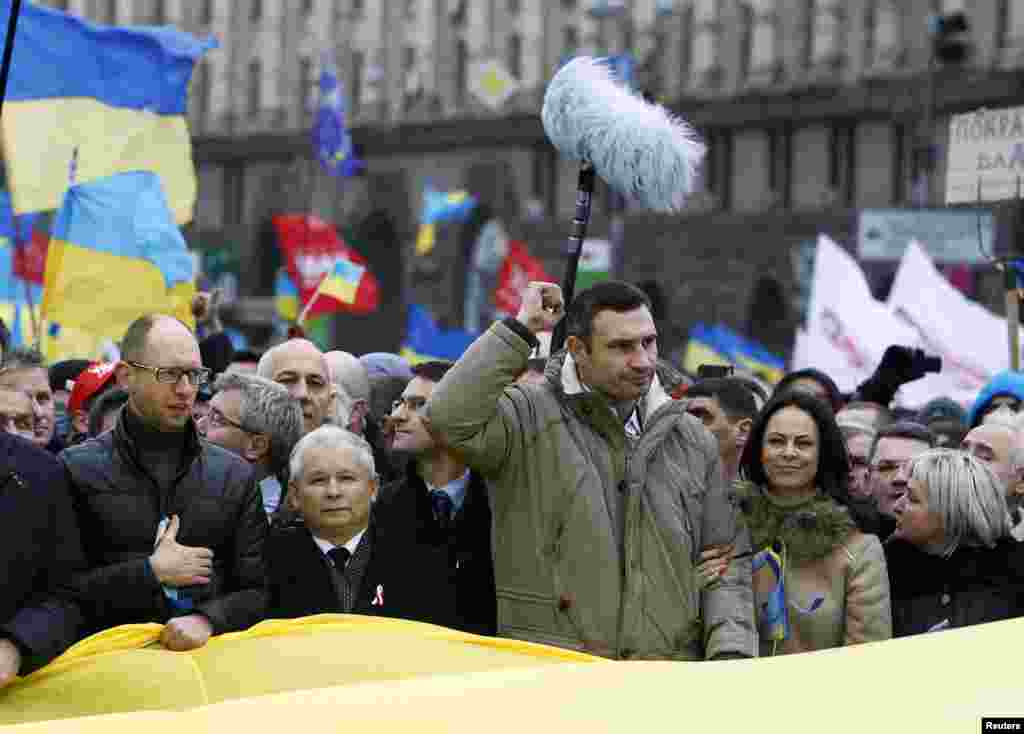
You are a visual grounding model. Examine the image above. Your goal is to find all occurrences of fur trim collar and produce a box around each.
[559,351,671,416]
[733,480,857,564]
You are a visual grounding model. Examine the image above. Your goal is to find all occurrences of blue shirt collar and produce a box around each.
[426,469,471,514]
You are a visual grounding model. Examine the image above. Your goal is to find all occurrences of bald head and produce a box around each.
[117,315,202,433]
[258,339,335,435]
[962,423,1016,489]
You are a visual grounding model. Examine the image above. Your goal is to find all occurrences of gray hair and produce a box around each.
[325,351,371,404]
[907,448,1013,556]
[0,346,45,372]
[838,418,876,443]
[288,424,377,483]
[213,372,303,477]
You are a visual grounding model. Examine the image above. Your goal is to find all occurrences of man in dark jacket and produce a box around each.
[61,314,267,652]
[1,432,87,686]
[267,425,457,628]
[380,360,496,636]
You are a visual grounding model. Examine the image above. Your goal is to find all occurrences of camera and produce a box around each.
[697,364,734,379]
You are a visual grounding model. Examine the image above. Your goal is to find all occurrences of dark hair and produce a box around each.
[869,420,935,464]
[87,388,129,437]
[734,376,768,405]
[525,358,548,374]
[928,419,968,449]
[773,368,843,414]
[686,377,757,422]
[410,360,455,384]
[231,350,263,364]
[564,280,652,345]
[740,390,853,509]
[1,346,45,372]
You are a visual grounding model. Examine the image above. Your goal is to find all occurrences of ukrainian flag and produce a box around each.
[311,257,366,308]
[274,269,300,322]
[0,3,216,224]
[682,322,731,375]
[416,185,478,256]
[400,304,477,364]
[42,171,196,341]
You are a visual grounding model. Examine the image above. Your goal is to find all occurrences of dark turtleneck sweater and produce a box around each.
[122,406,189,494]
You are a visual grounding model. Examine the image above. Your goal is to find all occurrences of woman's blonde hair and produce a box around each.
[906,448,1012,556]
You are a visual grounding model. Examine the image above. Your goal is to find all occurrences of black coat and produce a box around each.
[376,465,496,636]
[0,433,86,673]
[886,538,1024,637]
[60,412,268,636]
[266,509,458,629]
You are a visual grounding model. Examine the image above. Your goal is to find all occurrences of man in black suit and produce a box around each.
[380,360,496,636]
[267,424,456,627]
[1,432,87,687]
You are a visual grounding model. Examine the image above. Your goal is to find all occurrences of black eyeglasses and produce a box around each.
[126,361,212,387]
[391,396,428,414]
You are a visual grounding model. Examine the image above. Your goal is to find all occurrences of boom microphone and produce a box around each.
[542,57,706,351]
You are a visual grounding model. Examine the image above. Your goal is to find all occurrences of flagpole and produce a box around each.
[0,0,24,119]
[297,272,327,326]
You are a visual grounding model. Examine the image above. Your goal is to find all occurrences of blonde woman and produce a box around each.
[886,449,1024,637]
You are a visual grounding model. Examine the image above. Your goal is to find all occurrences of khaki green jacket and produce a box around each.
[427,322,756,660]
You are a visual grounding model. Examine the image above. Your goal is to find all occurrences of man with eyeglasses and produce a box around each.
[868,421,935,519]
[198,373,304,518]
[378,360,496,636]
[60,314,268,652]
[0,388,36,442]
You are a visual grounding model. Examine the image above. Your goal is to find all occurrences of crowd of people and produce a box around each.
[2,278,1024,687]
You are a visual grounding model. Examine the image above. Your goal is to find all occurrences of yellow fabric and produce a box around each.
[0,616,597,726]
[2,616,1023,732]
[0,302,109,362]
[41,238,195,341]
[1,98,197,224]
[416,223,436,256]
[682,340,731,375]
[317,274,357,305]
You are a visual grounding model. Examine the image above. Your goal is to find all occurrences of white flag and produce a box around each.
[887,240,1012,407]
[801,235,917,393]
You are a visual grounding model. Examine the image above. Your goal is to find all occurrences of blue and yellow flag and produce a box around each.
[42,171,196,341]
[274,269,300,322]
[682,323,732,375]
[0,3,216,224]
[416,185,478,255]
[400,304,477,364]
[313,51,363,178]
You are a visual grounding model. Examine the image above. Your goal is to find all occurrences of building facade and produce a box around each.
[38,0,1024,357]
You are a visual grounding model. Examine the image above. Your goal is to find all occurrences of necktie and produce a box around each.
[327,546,351,569]
[431,490,454,532]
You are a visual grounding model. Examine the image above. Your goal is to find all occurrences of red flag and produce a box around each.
[272,214,379,317]
[494,240,552,317]
[13,228,48,285]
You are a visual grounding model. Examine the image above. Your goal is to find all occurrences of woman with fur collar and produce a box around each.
[700,390,893,656]
[886,449,1024,637]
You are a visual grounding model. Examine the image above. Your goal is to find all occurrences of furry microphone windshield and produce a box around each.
[542,56,706,212]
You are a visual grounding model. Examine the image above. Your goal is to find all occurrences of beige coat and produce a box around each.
[735,483,892,657]
[427,322,757,660]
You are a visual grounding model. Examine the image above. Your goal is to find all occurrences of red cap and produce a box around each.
[68,362,118,414]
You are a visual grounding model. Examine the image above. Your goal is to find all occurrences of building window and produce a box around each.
[351,51,364,115]
[563,26,579,55]
[739,3,753,79]
[247,60,261,117]
[507,34,522,78]
[455,39,468,107]
[250,0,262,23]
[299,57,314,115]
[191,60,209,130]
